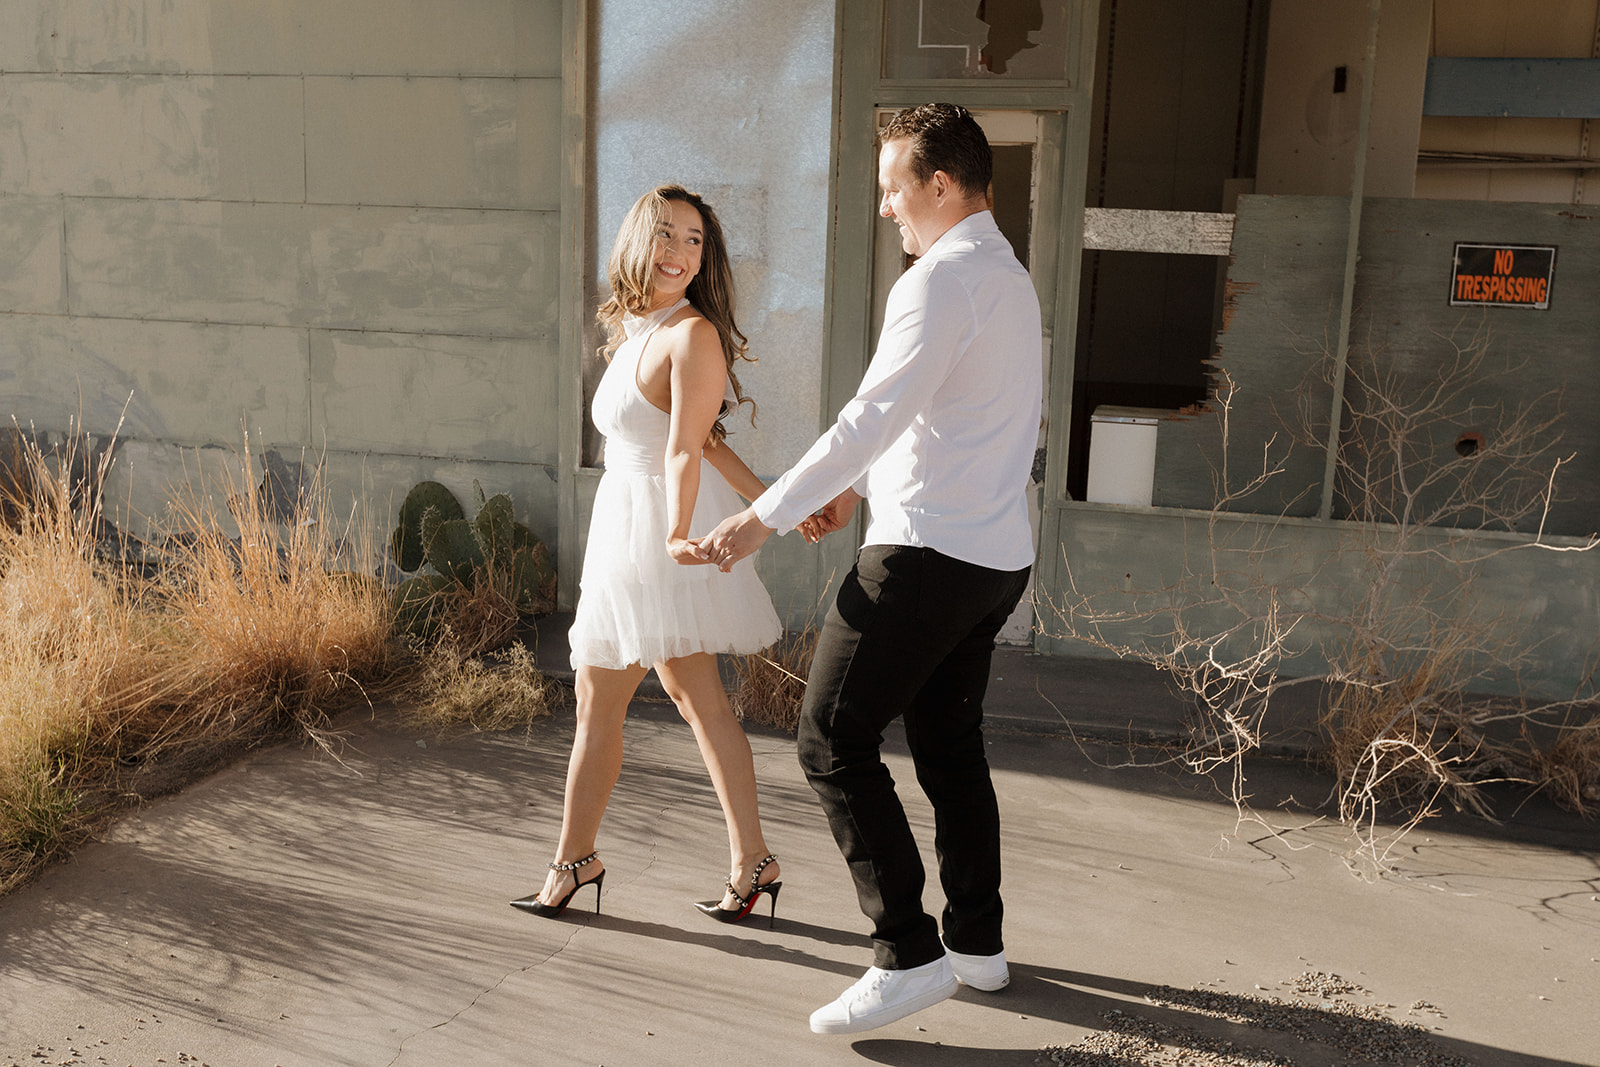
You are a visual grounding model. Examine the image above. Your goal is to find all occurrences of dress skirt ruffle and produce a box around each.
[568,462,783,670]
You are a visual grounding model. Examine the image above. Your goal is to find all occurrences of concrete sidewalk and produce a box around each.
[521,611,1325,753]
[2,630,1597,1066]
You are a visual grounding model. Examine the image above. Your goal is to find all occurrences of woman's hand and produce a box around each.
[667,536,715,566]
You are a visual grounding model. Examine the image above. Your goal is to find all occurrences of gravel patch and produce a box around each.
[1042,971,1473,1067]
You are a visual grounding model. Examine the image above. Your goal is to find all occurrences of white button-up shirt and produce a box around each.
[753,210,1043,571]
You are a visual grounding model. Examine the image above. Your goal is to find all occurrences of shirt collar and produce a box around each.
[923,209,998,258]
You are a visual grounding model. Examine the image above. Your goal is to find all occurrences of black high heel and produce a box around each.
[694,853,782,928]
[510,851,604,917]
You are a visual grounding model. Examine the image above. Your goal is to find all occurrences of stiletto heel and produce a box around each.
[694,853,782,928]
[511,851,604,917]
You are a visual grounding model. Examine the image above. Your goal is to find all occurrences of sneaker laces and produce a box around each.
[842,968,893,1004]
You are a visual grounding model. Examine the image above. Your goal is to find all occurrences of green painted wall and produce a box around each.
[0,0,566,555]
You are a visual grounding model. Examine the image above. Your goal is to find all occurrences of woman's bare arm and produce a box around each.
[661,318,729,566]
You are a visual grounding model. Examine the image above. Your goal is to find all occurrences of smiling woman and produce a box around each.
[512,183,787,925]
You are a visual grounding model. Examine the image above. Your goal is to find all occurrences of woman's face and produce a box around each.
[651,198,704,304]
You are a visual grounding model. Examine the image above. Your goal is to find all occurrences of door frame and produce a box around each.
[820,0,1101,642]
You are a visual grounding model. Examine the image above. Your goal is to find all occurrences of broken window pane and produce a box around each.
[882,0,1073,80]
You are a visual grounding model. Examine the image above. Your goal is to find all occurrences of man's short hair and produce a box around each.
[879,103,992,199]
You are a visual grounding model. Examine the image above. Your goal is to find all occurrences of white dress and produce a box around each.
[568,298,783,670]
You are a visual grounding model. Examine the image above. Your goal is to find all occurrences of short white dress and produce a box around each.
[568,298,783,670]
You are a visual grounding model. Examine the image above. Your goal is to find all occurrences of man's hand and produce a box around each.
[811,488,861,537]
[698,507,775,572]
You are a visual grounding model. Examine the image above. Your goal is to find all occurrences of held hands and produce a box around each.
[695,508,775,572]
[667,536,715,566]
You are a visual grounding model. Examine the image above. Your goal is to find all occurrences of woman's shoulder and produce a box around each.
[659,305,719,349]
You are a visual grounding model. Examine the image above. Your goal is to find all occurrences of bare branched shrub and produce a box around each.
[404,634,555,734]
[1054,325,1600,871]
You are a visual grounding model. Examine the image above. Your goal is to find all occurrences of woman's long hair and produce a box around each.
[596,184,755,444]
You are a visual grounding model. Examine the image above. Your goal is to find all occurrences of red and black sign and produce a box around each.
[1449,243,1555,310]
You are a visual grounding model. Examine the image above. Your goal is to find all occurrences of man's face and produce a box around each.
[878,138,941,258]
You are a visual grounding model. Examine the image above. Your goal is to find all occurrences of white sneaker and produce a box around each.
[945,944,1009,991]
[808,958,959,1034]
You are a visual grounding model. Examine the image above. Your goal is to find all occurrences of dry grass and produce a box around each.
[730,622,819,735]
[0,432,396,892]
[403,634,556,734]
[141,446,393,750]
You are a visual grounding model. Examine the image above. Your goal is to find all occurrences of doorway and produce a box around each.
[1069,0,1270,499]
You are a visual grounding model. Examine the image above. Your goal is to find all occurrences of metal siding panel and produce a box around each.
[1424,57,1600,118]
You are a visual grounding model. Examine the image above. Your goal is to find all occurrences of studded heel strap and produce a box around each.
[726,853,778,907]
[548,850,598,872]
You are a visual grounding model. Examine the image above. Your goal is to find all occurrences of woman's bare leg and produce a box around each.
[537,662,648,906]
[655,652,779,908]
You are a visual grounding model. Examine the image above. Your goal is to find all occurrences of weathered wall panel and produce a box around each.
[66,199,312,324]
[1255,0,1431,199]
[310,330,557,465]
[1042,504,1600,700]
[0,197,65,313]
[63,319,307,444]
[308,207,555,336]
[0,74,304,199]
[0,315,305,444]
[65,200,556,336]
[1157,194,1600,539]
[291,2,561,78]
[304,76,561,210]
[1155,195,1346,516]
[0,1,560,77]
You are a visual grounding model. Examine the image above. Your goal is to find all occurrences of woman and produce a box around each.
[511,184,789,926]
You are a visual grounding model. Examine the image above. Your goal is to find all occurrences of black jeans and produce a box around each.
[797,545,1032,971]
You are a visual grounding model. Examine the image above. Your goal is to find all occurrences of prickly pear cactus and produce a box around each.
[387,479,558,633]
[390,481,464,572]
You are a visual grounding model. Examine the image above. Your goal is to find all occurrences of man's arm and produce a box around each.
[748,265,967,535]
[699,486,858,570]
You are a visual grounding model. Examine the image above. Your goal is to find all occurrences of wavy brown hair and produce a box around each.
[597,184,755,444]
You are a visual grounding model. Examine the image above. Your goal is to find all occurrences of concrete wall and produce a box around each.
[589,0,834,478]
[585,0,837,621]
[1042,502,1600,700]
[0,0,566,551]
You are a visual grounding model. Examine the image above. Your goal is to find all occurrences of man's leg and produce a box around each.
[903,563,1031,959]
[798,546,957,971]
[799,547,1029,968]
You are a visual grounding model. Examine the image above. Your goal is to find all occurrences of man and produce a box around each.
[699,102,1042,1034]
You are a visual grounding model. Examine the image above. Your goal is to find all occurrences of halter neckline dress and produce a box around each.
[567,298,782,670]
